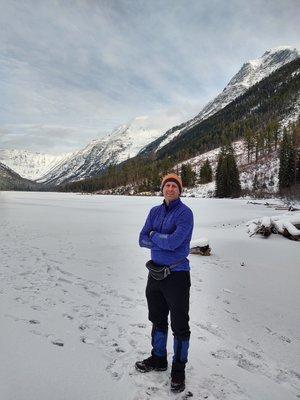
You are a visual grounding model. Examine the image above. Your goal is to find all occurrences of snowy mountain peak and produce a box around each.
[0,149,72,180]
[38,112,183,185]
[261,45,299,58]
[248,46,299,68]
[154,46,300,152]
[206,46,299,114]
[228,46,300,88]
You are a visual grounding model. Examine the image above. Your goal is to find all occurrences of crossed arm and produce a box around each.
[139,209,193,251]
[139,211,154,249]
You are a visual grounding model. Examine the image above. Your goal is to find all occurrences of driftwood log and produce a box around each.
[257,216,272,237]
[248,215,300,241]
[190,238,211,256]
[247,201,300,212]
[190,245,211,256]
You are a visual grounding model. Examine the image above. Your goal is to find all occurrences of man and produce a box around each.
[136,173,194,393]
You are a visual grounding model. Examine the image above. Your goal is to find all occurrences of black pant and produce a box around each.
[146,271,191,340]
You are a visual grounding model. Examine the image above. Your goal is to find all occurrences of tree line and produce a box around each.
[278,119,300,195]
[63,116,300,199]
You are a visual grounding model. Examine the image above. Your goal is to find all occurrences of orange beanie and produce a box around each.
[161,173,183,193]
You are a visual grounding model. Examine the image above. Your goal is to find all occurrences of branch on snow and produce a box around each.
[247,214,300,241]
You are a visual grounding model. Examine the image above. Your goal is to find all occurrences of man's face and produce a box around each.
[163,181,180,203]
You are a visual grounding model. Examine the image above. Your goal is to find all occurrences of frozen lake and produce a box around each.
[0,191,299,400]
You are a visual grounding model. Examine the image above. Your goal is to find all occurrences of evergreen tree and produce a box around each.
[215,142,241,198]
[265,124,274,154]
[244,127,255,163]
[266,120,279,151]
[181,163,196,187]
[199,159,213,184]
[279,129,295,190]
[254,130,265,161]
[147,165,160,191]
[252,172,259,191]
[291,119,300,186]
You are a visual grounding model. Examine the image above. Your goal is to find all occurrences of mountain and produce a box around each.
[64,55,300,194]
[153,56,300,162]
[38,115,180,186]
[141,46,300,154]
[0,149,71,181]
[40,47,299,187]
[198,46,300,120]
[0,162,42,190]
[5,46,299,189]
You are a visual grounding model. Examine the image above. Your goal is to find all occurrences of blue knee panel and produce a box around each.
[173,337,189,363]
[152,328,168,357]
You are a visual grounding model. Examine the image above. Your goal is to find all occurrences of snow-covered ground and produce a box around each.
[0,192,299,400]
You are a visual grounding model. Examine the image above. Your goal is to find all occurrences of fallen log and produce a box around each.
[190,245,211,256]
[190,238,211,256]
[281,221,300,241]
[257,216,272,237]
[248,213,300,241]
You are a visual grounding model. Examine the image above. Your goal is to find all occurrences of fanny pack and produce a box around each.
[146,259,185,281]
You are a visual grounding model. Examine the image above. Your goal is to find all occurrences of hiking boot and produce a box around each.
[170,375,185,393]
[135,354,168,373]
[170,361,185,392]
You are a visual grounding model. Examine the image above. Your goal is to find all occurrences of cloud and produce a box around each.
[0,0,299,152]
[0,123,102,154]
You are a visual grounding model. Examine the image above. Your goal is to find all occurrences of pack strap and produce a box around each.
[168,258,187,271]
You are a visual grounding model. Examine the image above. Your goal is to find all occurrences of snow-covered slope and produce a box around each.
[0,149,71,181]
[0,161,40,190]
[38,116,175,185]
[94,139,282,198]
[179,140,279,198]
[0,161,20,180]
[153,46,300,151]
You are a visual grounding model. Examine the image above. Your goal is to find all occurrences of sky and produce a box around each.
[1,0,300,154]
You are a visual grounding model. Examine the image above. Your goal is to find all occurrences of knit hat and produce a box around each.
[161,173,183,194]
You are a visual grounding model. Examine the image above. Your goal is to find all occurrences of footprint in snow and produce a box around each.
[57,277,73,284]
[197,335,207,341]
[52,340,64,347]
[197,373,247,400]
[130,323,147,329]
[275,368,300,388]
[265,326,292,343]
[80,336,95,345]
[210,345,300,390]
[224,309,240,323]
[235,345,262,359]
[29,319,40,325]
[195,321,226,338]
[105,358,124,380]
[62,313,74,320]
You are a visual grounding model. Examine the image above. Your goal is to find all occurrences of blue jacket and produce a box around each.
[139,198,194,271]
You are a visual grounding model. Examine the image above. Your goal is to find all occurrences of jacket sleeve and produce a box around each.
[139,210,154,249]
[151,209,193,251]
